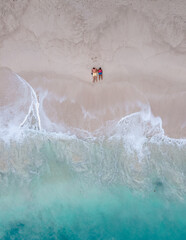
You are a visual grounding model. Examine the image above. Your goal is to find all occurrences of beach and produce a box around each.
[0,0,186,239]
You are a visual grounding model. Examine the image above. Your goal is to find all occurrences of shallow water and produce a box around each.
[0,129,186,239]
[1,184,186,240]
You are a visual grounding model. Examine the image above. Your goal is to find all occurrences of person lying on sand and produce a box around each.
[98,67,103,80]
[92,67,98,83]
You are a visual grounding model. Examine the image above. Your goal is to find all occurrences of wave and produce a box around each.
[0,68,186,199]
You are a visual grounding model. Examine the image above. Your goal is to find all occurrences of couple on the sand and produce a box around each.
[91,67,103,83]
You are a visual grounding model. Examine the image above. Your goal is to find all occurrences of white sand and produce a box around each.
[0,0,186,138]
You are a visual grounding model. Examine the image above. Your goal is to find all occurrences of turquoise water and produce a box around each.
[0,132,186,239]
[1,183,186,239]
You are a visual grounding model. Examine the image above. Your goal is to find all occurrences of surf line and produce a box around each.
[16,74,41,130]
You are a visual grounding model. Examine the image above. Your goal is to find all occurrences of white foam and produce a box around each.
[16,74,41,131]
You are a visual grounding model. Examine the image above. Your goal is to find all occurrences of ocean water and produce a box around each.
[1,68,186,239]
